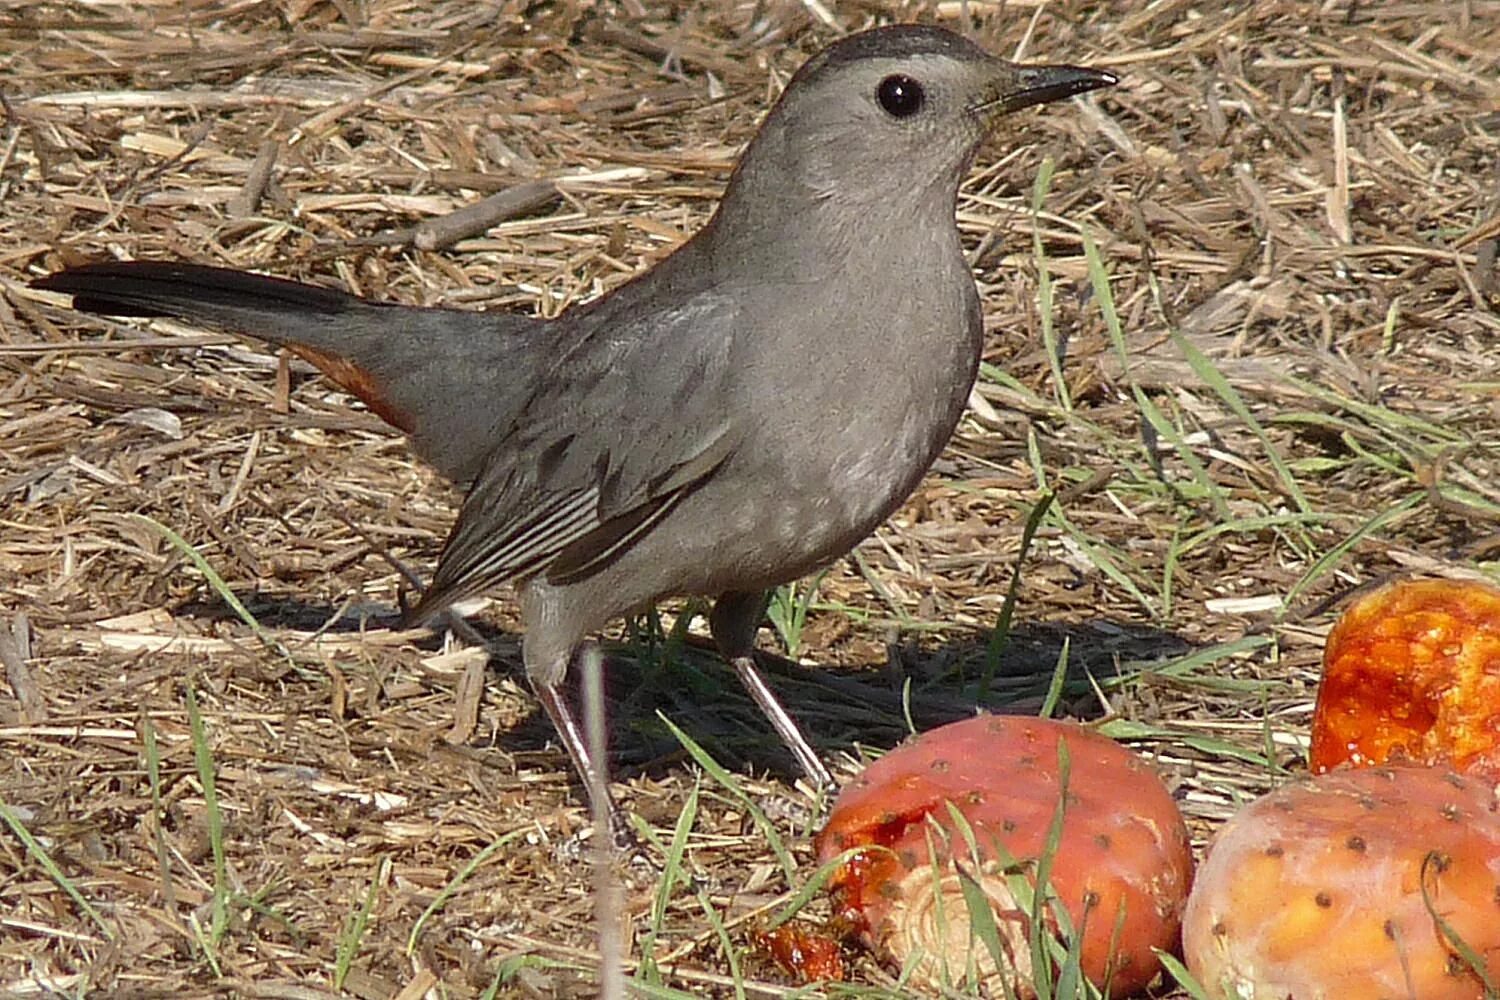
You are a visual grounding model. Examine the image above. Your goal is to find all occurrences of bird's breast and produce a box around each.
[735,290,983,578]
[679,214,984,587]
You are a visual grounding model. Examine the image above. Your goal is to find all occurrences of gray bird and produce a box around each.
[35,24,1115,830]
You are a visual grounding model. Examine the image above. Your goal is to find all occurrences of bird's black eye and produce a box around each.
[876,74,925,118]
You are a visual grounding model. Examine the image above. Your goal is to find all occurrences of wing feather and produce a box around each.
[406,287,742,623]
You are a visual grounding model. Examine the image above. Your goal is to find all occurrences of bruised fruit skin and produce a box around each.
[1183,765,1500,1000]
[814,715,1192,997]
[1310,578,1500,777]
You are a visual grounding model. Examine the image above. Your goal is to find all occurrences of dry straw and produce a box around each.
[2,0,1497,995]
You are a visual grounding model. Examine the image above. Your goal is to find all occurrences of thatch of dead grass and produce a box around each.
[2,0,1498,996]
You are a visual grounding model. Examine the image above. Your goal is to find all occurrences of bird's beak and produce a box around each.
[973,62,1118,118]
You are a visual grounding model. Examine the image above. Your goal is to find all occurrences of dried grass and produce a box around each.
[2,0,1498,996]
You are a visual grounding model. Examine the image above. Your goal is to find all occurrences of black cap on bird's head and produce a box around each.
[788,23,1116,112]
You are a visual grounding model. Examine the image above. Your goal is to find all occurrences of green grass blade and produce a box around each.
[941,801,1011,989]
[1038,636,1071,720]
[0,799,117,940]
[1023,428,1160,616]
[140,712,176,915]
[335,855,388,989]
[407,827,529,954]
[637,778,701,984]
[766,844,879,931]
[1158,949,1214,999]
[694,887,745,1000]
[1169,328,1311,513]
[1031,157,1070,413]
[187,912,223,978]
[1115,635,1275,683]
[768,570,828,658]
[982,491,1054,701]
[1421,851,1500,996]
[185,681,229,949]
[132,513,295,664]
[1083,232,1231,523]
[1030,740,1072,1000]
[1284,491,1423,607]
[659,713,797,881]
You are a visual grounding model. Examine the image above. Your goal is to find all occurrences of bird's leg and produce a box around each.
[531,669,634,848]
[732,656,836,793]
[710,590,836,793]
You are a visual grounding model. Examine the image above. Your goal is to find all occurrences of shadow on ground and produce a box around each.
[181,593,1196,785]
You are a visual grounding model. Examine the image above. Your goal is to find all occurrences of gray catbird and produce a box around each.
[35,25,1114,824]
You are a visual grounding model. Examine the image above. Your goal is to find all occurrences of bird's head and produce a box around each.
[718,24,1116,232]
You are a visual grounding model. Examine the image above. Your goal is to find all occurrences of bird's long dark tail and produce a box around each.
[33,260,425,430]
[34,260,541,482]
[33,260,360,323]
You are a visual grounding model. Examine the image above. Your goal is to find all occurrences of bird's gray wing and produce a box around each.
[410,290,740,619]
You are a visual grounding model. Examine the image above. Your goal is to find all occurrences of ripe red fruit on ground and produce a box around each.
[1309,577,1500,777]
[814,715,1192,997]
[1182,765,1500,999]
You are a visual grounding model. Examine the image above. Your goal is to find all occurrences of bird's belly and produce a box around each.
[672,399,958,594]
